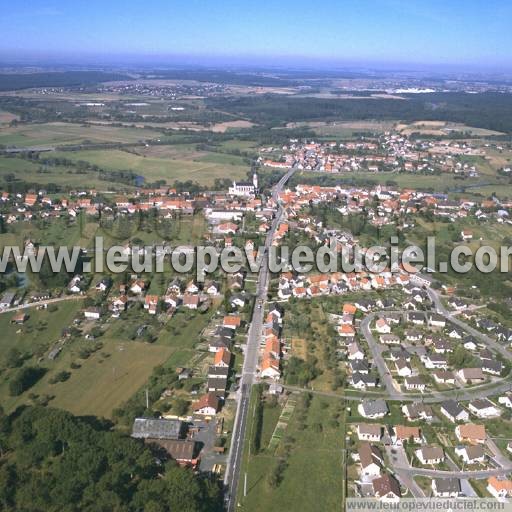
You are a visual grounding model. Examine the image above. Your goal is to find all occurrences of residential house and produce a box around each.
[468,399,501,418]
[432,478,462,498]
[415,445,444,465]
[375,317,391,334]
[454,445,486,465]
[358,443,384,477]
[455,424,486,444]
[351,373,378,389]
[487,477,512,499]
[428,313,446,329]
[440,401,469,423]
[358,400,389,419]
[401,403,433,422]
[457,368,486,384]
[432,370,455,385]
[498,392,512,409]
[83,307,101,320]
[482,359,503,376]
[392,425,422,445]
[214,348,232,368]
[379,334,401,345]
[183,294,200,310]
[404,376,426,392]
[223,315,241,330]
[193,392,220,416]
[372,474,401,502]
[395,359,412,378]
[347,342,365,360]
[260,355,280,379]
[357,424,382,442]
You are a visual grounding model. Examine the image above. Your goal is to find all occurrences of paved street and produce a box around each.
[224,168,296,511]
[428,286,512,360]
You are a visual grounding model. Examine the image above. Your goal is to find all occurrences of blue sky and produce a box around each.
[1,0,511,69]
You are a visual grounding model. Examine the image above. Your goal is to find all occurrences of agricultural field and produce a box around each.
[50,144,250,184]
[0,154,121,189]
[285,120,397,138]
[0,110,19,124]
[0,121,162,147]
[0,296,218,419]
[39,339,172,418]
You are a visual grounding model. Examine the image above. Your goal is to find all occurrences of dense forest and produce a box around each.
[0,406,223,512]
[207,92,512,133]
[0,72,131,92]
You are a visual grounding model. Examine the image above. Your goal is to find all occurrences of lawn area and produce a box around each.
[51,144,249,185]
[239,392,344,512]
[0,122,162,147]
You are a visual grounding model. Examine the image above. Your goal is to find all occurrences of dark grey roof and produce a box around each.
[469,398,495,410]
[361,399,388,416]
[440,400,464,418]
[214,326,235,338]
[350,360,369,372]
[207,376,228,391]
[481,359,503,374]
[352,373,377,385]
[434,478,461,494]
[131,418,185,440]
[208,365,229,377]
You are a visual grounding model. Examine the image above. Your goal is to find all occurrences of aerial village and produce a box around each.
[2,133,512,499]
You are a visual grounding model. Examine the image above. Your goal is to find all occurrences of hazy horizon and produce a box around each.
[1,0,511,74]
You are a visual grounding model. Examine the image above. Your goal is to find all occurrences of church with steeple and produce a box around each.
[228,172,258,197]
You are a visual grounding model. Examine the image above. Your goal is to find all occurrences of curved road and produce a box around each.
[360,310,512,403]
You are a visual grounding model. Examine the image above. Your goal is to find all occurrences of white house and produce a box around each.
[357,424,382,442]
[454,445,486,465]
[415,446,444,465]
[84,307,101,320]
[468,399,501,419]
[375,318,391,334]
[498,393,512,409]
[347,342,365,360]
[395,359,412,378]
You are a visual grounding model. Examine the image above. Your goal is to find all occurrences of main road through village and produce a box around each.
[223,178,512,506]
[224,168,296,511]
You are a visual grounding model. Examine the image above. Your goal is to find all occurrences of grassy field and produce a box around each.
[0,155,134,189]
[44,339,172,418]
[238,392,344,512]
[0,122,162,147]
[0,214,98,250]
[51,144,249,184]
[285,120,396,138]
[0,304,213,418]
[0,300,82,357]
[293,167,512,195]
